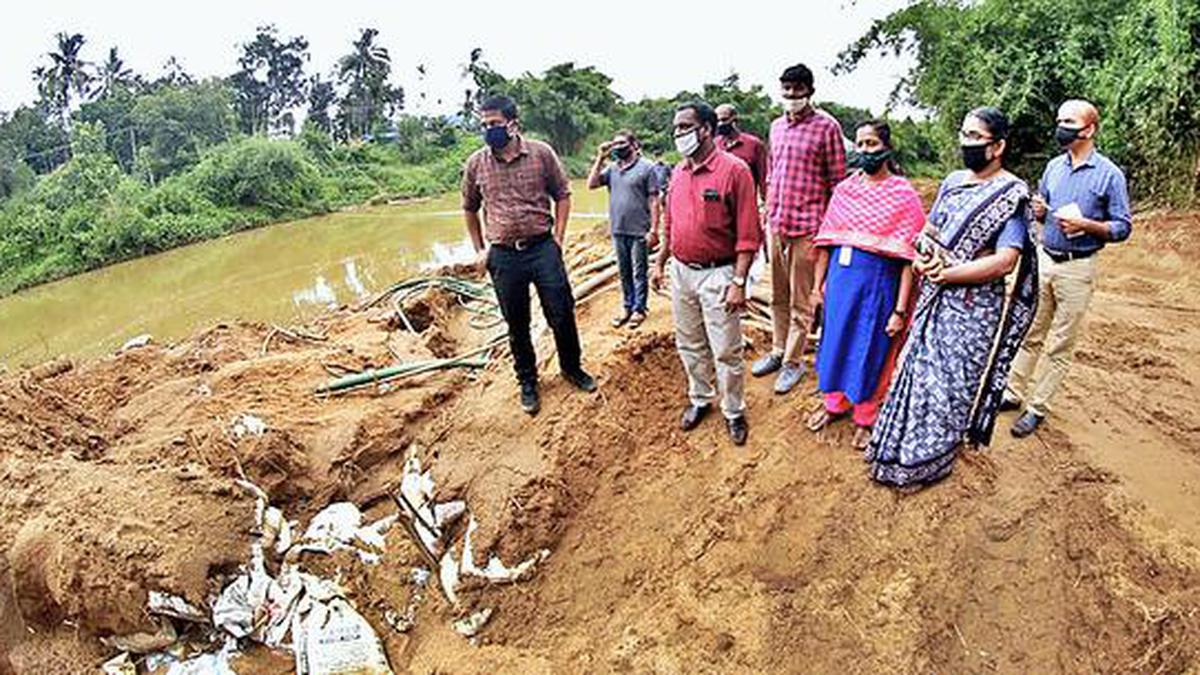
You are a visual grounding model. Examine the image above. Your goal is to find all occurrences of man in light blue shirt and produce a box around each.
[1008,99,1133,437]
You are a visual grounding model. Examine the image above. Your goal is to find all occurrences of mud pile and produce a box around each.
[2,215,1199,674]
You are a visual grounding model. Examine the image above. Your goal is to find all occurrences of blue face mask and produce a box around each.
[484,124,510,150]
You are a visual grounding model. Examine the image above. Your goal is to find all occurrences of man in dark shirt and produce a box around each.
[462,95,597,416]
[1007,99,1132,437]
[650,101,762,446]
[587,130,661,328]
[715,104,768,202]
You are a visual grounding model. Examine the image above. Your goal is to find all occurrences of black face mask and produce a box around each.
[716,122,735,137]
[857,149,892,175]
[611,145,633,161]
[961,143,993,172]
[1055,125,1083,147]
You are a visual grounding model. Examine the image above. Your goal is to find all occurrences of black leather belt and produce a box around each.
[679,258,735,270]
[493,232,551,251]
[1042,246,1098,264]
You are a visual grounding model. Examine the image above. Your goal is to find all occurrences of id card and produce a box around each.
[838,246,853,267]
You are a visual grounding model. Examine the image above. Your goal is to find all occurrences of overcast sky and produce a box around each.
[2,0,914,117]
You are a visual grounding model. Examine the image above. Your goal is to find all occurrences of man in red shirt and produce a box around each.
[715,104,768,202]
[753,63,846,395]
[650,102,762,446]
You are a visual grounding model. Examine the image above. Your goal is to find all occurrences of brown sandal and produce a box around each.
[806,407,846,432]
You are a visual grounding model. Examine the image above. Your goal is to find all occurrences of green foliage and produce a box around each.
[230,25,311,136]
[336,29,404,140]
[837,0,1200,201]
[127,80,238,183]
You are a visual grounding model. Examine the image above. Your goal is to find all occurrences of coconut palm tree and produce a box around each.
[95,47,136,99]
[33,32,93,126]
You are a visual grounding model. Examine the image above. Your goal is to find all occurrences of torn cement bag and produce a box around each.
[452,608,493,638]
[460,516,550,583]
[148,591,209,624]
[230,413,267,439]
[100,617,178,654]
[291,502,397,564]
[293,596,392,675]
[394,456,466,562]
[100,652,136,675]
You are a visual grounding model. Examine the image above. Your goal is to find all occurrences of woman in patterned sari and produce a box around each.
[866,107,1039,488]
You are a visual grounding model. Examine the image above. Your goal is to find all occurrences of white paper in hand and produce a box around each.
[1054,202,1086,238]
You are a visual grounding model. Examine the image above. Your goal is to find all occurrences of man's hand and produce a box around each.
[1058,215,1092,238]
[886,312,905,337]
[809,286,824,310]
[724,282,747,313]
[646,230,660,250]
[596,141,614,160]
[1031,194,1048,222]
[554,231,565,248]
[474,247,490,274]
[650,264,665,292]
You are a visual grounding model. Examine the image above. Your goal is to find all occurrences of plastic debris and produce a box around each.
[100,652,135,675]
[148,591,209,624]
[293,597,392,675]
[452,608,493,638]
[118,334,153,353]
[230,413,267,439]
[292,501,396,564]
[100,618,178,654]
[460,516,549,583]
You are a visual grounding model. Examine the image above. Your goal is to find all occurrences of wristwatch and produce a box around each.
[731,275,747,288]
[892,308,907,318]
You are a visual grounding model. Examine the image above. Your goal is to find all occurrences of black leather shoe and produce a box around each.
[999,397,1021,412]
[520,380,540,416]
[562,369,597,393]
[727,416,749,446]
[1011,411,1043,438]
[680,404,711,431]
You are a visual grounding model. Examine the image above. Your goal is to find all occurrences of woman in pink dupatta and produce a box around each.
[807,120,926,449]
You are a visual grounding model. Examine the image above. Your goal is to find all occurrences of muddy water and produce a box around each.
[0,180,608,367]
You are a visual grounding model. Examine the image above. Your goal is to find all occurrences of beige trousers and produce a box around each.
[670,259,746,420]
[770,234,816,365]
[1008,247,1099,416]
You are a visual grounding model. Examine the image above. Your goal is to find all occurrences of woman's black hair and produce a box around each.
[967,106,1009,141]
[855,118,903,175]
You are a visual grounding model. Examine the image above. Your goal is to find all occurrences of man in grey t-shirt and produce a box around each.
[587,129,661,328]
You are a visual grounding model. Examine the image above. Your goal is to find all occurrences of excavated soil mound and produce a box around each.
[1,215,1199,674]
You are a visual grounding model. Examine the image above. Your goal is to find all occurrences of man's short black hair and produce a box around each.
[779,63,814,90]
[676,101,718,134]
[480,94,518,121]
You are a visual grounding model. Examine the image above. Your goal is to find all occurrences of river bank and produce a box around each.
[1,207,1198,673]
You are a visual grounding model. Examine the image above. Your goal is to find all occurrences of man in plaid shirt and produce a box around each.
[752,63,847,394]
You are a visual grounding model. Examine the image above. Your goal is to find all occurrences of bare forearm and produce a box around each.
[650,198,661,234]
[733,251,754,279]
[464,210,485,251]
[553,197,571,241]
[812,248,830,292]
[896,264,914,309]
[586,156,606,189]
[942,250,1019,285]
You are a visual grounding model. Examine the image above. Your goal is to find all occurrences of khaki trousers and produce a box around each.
[1008,247,1099,416]
[770,234,816,365]
[669,260,746,420]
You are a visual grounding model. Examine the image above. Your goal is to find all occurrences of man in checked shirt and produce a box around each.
[752,63,847,395]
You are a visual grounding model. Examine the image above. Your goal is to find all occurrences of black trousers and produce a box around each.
[487,237,583,384]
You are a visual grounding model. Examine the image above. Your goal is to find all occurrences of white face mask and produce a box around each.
[783,96,810,114]
[674,129,700,157]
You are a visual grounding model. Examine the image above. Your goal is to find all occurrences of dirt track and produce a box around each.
[1,210,1199,674]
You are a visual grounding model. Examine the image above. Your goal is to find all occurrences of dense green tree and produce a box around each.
[128,80,238,183]
[335,29,404,140]
[307,76,337,136]
[230,25,311,136]
[837,0,1200,199]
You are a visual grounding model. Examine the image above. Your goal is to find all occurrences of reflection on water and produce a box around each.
[0,179,607,366]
